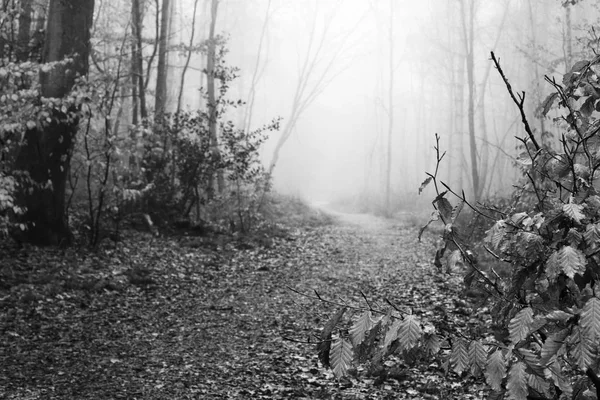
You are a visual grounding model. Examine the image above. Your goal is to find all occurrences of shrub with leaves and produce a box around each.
[314,54,600,399]
[130,41,278,232]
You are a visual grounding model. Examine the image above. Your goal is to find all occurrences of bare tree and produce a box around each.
[176,0,200,113]
[243,0,272,133]
[268,0,357,175]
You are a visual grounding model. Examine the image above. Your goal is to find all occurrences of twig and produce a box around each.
[491,51,540,151]
[282,335,327,344]
[384,298,406,316]
[360,290,375,311]
[286,285,378,314]
[439,181,495,222]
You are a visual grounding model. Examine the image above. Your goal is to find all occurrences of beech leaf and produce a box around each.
[540,329,568,366]
[570,326,594,370]
[558,245,586,279]
[563,201,585,224]
[485,350,506,391]
[507,361,528,400]
[581,297,600,340]
[349,311,373,347]
[509,307,534,345]
[528,374,551,398]
[318,307,346,368]
[330,338,353,378]
[397,315,422,351]
[382,318,401,353]
[468,340,487,377]
[450,338,469,375]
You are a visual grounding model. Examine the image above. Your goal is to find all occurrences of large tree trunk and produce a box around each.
[14,0,94,245]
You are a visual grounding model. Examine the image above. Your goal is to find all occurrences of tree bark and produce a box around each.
[132,0,147,122]
[206,0,224,193]
[460,0,480,201]
[14,0,94,245]
[176,0,200,114]
[16,0,33,61]
[155,0,171,118]
[384,0,394,215]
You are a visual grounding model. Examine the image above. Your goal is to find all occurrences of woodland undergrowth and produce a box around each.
[314,53,600,400]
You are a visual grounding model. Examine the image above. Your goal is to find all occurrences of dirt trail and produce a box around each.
[315,205,396,233]
[0,207,481,400]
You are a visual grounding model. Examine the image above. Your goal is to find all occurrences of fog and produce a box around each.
[169,0,598,210]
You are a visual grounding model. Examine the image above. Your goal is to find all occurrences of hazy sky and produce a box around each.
[173,0,593,205]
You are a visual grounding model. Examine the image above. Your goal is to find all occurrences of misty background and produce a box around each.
[113,0,597,212]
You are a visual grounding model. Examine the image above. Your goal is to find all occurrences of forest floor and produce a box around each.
[0,201,489,399]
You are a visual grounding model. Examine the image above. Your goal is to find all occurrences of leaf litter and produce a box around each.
[0,208,488,399]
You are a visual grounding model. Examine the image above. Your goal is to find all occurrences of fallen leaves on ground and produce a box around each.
[0,210,490,399]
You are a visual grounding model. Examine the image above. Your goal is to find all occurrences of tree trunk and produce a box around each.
[564,2,572,72]
[460,0,480,201]
[527,0,546,142]
[176,0,200,113]
[132,0,147,122]
[243,0,272,133]
[155,0,171,118]
[384,0,394,215]
[14,0,94,245]
[206,0,224,193]
[16,0,33,61]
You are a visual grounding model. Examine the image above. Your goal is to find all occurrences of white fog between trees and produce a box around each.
[159,0,591,210]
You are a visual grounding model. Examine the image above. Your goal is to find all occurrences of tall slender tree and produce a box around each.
[384,0,394,214]
[460,0,480,200]
[131,0,148,124]
[155,0,172,118]
[206,0,224,193]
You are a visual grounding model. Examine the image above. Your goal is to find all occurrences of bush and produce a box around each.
[314,54,600,399]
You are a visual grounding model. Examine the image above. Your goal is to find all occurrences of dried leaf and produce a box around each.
[318,307,346,368]
[418,176,432,195]
[330,338,353,378]
[349,311,373,347]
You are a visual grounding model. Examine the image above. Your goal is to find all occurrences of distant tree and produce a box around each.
[268,0,356,176]
[131,0,148,124]
[243,0,272,133]
[14,0,95,245]
[155,0,172,118]
[384,0,394,215]
[176,0,201,114]
[206,0,224,193]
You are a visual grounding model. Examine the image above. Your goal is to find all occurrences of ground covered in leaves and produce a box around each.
[1,204,490,399]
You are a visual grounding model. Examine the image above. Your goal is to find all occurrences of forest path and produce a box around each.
[0,207,484,399]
